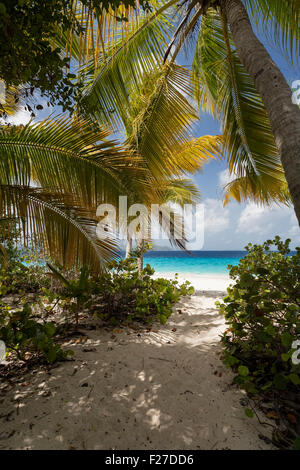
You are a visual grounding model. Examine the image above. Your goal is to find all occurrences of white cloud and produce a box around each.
[154,197,299,250]
[4,108,31,126]
[287,213,300,244]
[237,203,300,246]
[237,203,269,234]
[218,169,233,187]
[204,198,230,234]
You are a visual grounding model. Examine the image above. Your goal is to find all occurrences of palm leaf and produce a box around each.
[223,172,291,206]
[0,184,119,273]
[0,115,140,208]
[243,0,300,66]
[0,115,144,271]
[161,177,201,205]
[170,134,224,174]
[80,0,177,128]
[192,9,287,203]
[125,63,201,178]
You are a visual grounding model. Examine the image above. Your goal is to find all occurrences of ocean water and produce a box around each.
[143,251,246,275]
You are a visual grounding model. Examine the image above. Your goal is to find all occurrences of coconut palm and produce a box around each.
[0,61,220,274]
[0,115,143,272]
[80,59,222,266]
[79,0,299,222]
[95,63,221,268]
[0,65,218,273]
[216,0,300,221]
[165,0,299,217]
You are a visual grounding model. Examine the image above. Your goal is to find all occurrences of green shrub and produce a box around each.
[92,246,194,325]
[216,237,300,394]
[0,244,50,297]
[0,302,73,363]
[46,264,91,327]
[48,246,194,326]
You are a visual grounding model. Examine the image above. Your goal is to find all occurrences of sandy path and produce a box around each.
[0,290,273,450]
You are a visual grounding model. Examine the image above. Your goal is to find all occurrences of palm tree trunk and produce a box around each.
[125,235,132,258]
[222,0,300,226]
[137,238,144,274]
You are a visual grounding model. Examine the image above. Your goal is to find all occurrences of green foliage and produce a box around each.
[293,435,300,451]
[0,302,72,363]
[0,0,82,114]
[0,242,193,365]
[0,1,151,115]
[244,408,254,418]
[92,246,194,325]
[0,244,50,297]
[216,237,300,395]
[0,115,128,273]
[192,8,289,206]
[0,245,71,363]
[36,246,194,327]
[47,263,92,327]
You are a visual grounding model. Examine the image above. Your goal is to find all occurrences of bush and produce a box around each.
[216,237,300,394]
[0,244,194,364]
[0,302,73,363]
[46,263,92,327]
[92,247,194,325]
[48,246,194,327]
[0,244,50,297]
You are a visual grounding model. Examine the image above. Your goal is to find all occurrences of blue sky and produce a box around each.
[4,12,300,251]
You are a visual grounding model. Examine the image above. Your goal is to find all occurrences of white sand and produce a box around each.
[0,274,273,450]
[153,272,231,292]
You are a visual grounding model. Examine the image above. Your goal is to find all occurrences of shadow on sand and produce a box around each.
[0,291,272,450]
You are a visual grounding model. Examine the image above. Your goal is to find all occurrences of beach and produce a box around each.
[0,272,273,450]
[153,272,231,292]
[1,0,299,452]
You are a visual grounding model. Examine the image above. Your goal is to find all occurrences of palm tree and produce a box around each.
[165,0,300,223]
[3,1,296,273]
[0,115,142,272]
[125,176,202,270]
[82,62,222,268]
[126,177,201,271]
[79,0,299,222]
[0,65,217,273]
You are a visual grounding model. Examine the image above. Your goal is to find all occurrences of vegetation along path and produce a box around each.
[0,290,273,450]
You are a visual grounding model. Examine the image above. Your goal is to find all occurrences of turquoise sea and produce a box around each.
[143,251,246,275]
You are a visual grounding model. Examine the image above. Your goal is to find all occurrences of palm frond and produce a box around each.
[161,178,201,205]
[192,8,286,193]
[80,0,177,128]
[170,134,224,174]
[243,0,300,66]
[0,115,145,271]
[223,172,291,206]
[0,184,119,273]
[0,115,139,208]
[125,63,201,178]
